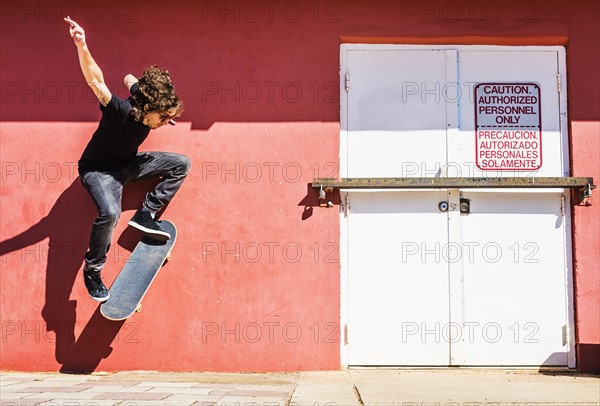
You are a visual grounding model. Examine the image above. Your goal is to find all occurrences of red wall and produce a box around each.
[1,0,598,373]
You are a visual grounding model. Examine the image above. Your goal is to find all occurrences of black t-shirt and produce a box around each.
[78,83,150,173]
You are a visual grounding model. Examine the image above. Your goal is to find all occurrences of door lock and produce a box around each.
[438,201,449,212]
[460,198,471,214]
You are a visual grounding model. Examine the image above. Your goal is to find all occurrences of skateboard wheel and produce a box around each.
[135,304,142,313]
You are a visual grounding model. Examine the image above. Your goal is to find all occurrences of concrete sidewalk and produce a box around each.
[1,369,598,406]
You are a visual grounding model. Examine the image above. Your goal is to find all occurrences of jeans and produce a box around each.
[80,152,191,272]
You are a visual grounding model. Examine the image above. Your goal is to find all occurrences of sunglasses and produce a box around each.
[158,112,177,125]
[159,112,175,122]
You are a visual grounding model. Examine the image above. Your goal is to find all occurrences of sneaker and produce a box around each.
[128,209,171,241]
[83,270,109,302]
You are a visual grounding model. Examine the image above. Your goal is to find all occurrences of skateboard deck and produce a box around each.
[100,220,176,321]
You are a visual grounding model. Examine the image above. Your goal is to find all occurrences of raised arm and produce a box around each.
[64,16,111,106]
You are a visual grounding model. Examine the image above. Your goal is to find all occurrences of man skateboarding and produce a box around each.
[65,17,191,302]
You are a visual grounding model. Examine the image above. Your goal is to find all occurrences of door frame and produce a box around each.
[338,43,574,368]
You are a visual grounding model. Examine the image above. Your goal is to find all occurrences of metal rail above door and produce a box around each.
[311,177,596,206]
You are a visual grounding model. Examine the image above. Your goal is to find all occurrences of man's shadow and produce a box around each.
[0,178,154,373]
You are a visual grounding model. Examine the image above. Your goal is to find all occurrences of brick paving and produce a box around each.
[1,369,598,406]
[0,372,296,406]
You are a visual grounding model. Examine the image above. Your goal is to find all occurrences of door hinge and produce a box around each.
[344,194,351,217]
[344,324,348,345]
[557,74,561,93]
[345,72,350,93]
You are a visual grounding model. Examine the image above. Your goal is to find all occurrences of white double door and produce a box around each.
[342,46,573,366]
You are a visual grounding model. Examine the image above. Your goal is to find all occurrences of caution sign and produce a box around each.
[475,83,541,171]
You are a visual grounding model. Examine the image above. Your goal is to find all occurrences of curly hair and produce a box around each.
[130,65,184,122]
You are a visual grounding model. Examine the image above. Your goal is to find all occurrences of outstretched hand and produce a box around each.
[64,16,86,47]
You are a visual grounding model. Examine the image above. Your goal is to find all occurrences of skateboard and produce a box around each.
[100,220,177,321]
